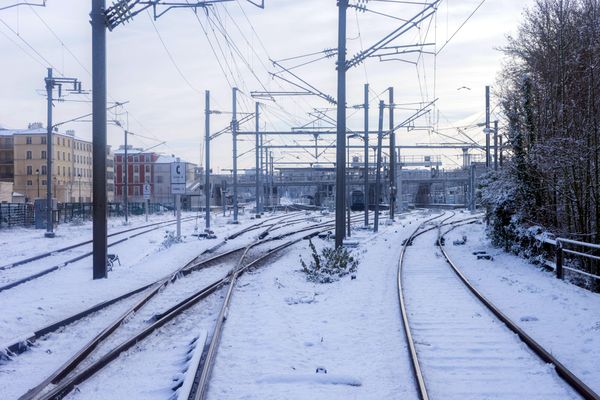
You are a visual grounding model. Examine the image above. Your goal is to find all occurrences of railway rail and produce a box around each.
[397,213,600,400]
[0,216,198,293]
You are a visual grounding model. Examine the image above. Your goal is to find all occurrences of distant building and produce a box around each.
[0,123,113,203]
[113,146,159,203]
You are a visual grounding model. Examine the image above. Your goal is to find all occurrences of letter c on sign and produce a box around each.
[176,165,181,175]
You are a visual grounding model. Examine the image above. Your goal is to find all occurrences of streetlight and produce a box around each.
[78,173,82,203]
[36,169,40,198]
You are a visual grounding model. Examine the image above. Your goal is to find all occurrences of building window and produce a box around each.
[42,180,47,186]
[68,153,70,161]
[57,151,60,160]
[134,186,139,196]
[133,156,139,163]
[145,154,151,162]
[57,166,60,175]
[26,151,32,159]
[68,167,71,176]
[145,165,151,174]
[62,138,65,146]
[27,180,32,186]
[62,152,65,160]
[41,165,47,175]
[63,166,65,176]
[41,137,46,144]
[27,165,32,175]
[41,150,46,159]
[134,165,139,173]
[26,136,32,144]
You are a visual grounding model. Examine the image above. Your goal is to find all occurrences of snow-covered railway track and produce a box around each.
[398,215,599,400]
[9,214,337,400]
[0,216,198,293]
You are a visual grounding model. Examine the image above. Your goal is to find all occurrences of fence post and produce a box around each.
[556,240,564,279]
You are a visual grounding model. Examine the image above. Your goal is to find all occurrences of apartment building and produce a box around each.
[113,146,159,203]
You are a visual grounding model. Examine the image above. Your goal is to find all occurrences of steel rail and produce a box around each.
[0,216,198,293]
[396,212,446,400]
[0,216,196,271]
[438,225,600,400]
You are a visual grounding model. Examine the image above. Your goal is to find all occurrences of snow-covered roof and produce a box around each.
[155,155,191,164]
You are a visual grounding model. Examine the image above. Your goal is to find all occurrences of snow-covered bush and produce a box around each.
[300,240,358,283]
[161,230,182,249]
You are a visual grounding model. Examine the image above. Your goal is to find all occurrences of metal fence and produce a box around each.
[0,202,179,228]
[0,203,34,228]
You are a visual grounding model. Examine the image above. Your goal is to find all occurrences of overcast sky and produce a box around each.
[0,0,533,170]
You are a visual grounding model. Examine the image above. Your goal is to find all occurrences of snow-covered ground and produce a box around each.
[1,209,599,400]
[207,211,430,400]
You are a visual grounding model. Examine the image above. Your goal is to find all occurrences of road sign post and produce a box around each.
[171,159,186,239]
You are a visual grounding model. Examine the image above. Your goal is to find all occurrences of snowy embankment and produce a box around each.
[444,223,600,394]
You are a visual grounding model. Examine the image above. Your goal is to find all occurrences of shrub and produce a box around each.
[300,239,358,283]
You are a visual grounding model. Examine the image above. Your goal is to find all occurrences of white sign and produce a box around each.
[171,162,186,184]
[171,183,186,194]
[143,183,151,200]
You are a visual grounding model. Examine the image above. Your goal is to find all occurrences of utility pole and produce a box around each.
[232,87,239,223]
[260,124,264,212]
[363,83,369,227]
[92,0,107,279]
[123,127,128,223]
[255,102,261,216]
[270,151,274,208]
[388,86,395,220]
[335,0,348,247]
[45,68,55,238]
[485,85,491,169]
[374,100,384,233]
[205,90,211,229]
[493,120,498,171]
[499,135,504,168]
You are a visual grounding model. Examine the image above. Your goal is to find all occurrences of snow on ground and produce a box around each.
[444,223,600,394]
[2,208,598,400]
[207,211,430,400]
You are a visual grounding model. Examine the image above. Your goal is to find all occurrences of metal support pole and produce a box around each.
[176,194,181,239]
[388,87,395,220]
[260,129,264,211]
[499,135,504,167]
[335,0,347,248]
[374,100,384,233]
[265,151,269,208]
[232,87,239,223]
[255,102,261,215]
[205,90,211,229]
[556,241,564,279]
[270,151,274,207]
[470,163,476,211]
[92,0,107,279]
[363,83,369,227]
[145,198,149,222]
[124,128,128,223]
[485,85,491,169]
[493,120,499,171]
[45,67,55,238]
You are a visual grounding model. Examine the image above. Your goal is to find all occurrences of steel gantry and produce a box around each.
[90,0,264,280]
[44,68,84,238]
[334,0,442,247]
